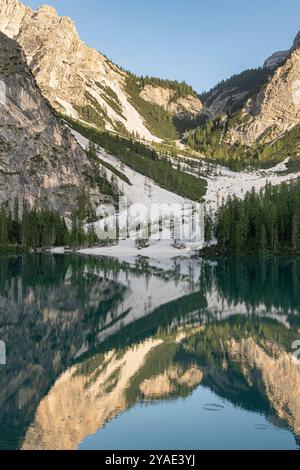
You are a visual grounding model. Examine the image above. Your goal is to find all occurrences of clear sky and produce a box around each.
[25,0,300,92]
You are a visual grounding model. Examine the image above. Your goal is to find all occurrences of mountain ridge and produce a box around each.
[0,0,203,142]
[187,29,300,164]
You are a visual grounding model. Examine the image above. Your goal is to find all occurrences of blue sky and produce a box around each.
[25,0,300,92]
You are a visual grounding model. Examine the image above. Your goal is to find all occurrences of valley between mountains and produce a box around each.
[1,0,300,257]
[1,1,300,453]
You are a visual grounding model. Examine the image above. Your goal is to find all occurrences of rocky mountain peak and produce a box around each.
[0,0,159,140]
[293,30,300,49]
[0,0,203,141]
[37,4,57,16]
[264,29,300,69]
[34,4,76,32]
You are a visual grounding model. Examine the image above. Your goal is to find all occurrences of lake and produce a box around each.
[0,254,299,450]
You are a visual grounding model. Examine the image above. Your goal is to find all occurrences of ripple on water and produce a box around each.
[255,424,270,431]
[202,403,225,412]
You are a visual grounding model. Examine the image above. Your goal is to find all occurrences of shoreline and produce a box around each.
[2,245,300,260]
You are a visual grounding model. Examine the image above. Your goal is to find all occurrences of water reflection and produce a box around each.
[0,254,299,450]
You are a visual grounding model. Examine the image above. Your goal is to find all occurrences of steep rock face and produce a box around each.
[197,30,300,150]
[228,47,300,146]
[140,84,203,118]
[264,50,290,70]
[0,0,202,141]
[0,0,28,37]
[204,87,249,118]
[0,0,157,140]
[201,67,273,119]
[0,31,109,213]
[200,30,300,149]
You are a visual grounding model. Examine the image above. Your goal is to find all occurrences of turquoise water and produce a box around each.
[80,387,296,450]
[0,254,299,450]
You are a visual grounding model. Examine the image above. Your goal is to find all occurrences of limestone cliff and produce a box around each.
[0,30,112,213]
[228,46,300,145]
[0,0,203,141]
[201,30,300,149]
[140,84,203,118]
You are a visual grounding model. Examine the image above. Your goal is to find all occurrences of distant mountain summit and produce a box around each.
[0,0,203,141]
[264,30,300,69]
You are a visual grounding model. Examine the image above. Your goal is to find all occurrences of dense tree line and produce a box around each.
[0,201,68,249]
[140,76,198,99]
[211,180,300,254]
[126,71,198,98]
[0,198,99,251]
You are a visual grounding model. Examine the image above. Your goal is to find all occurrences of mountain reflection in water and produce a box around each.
[0,254,299,450]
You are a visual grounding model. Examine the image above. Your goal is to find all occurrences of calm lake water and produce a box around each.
[0,254,299,450]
